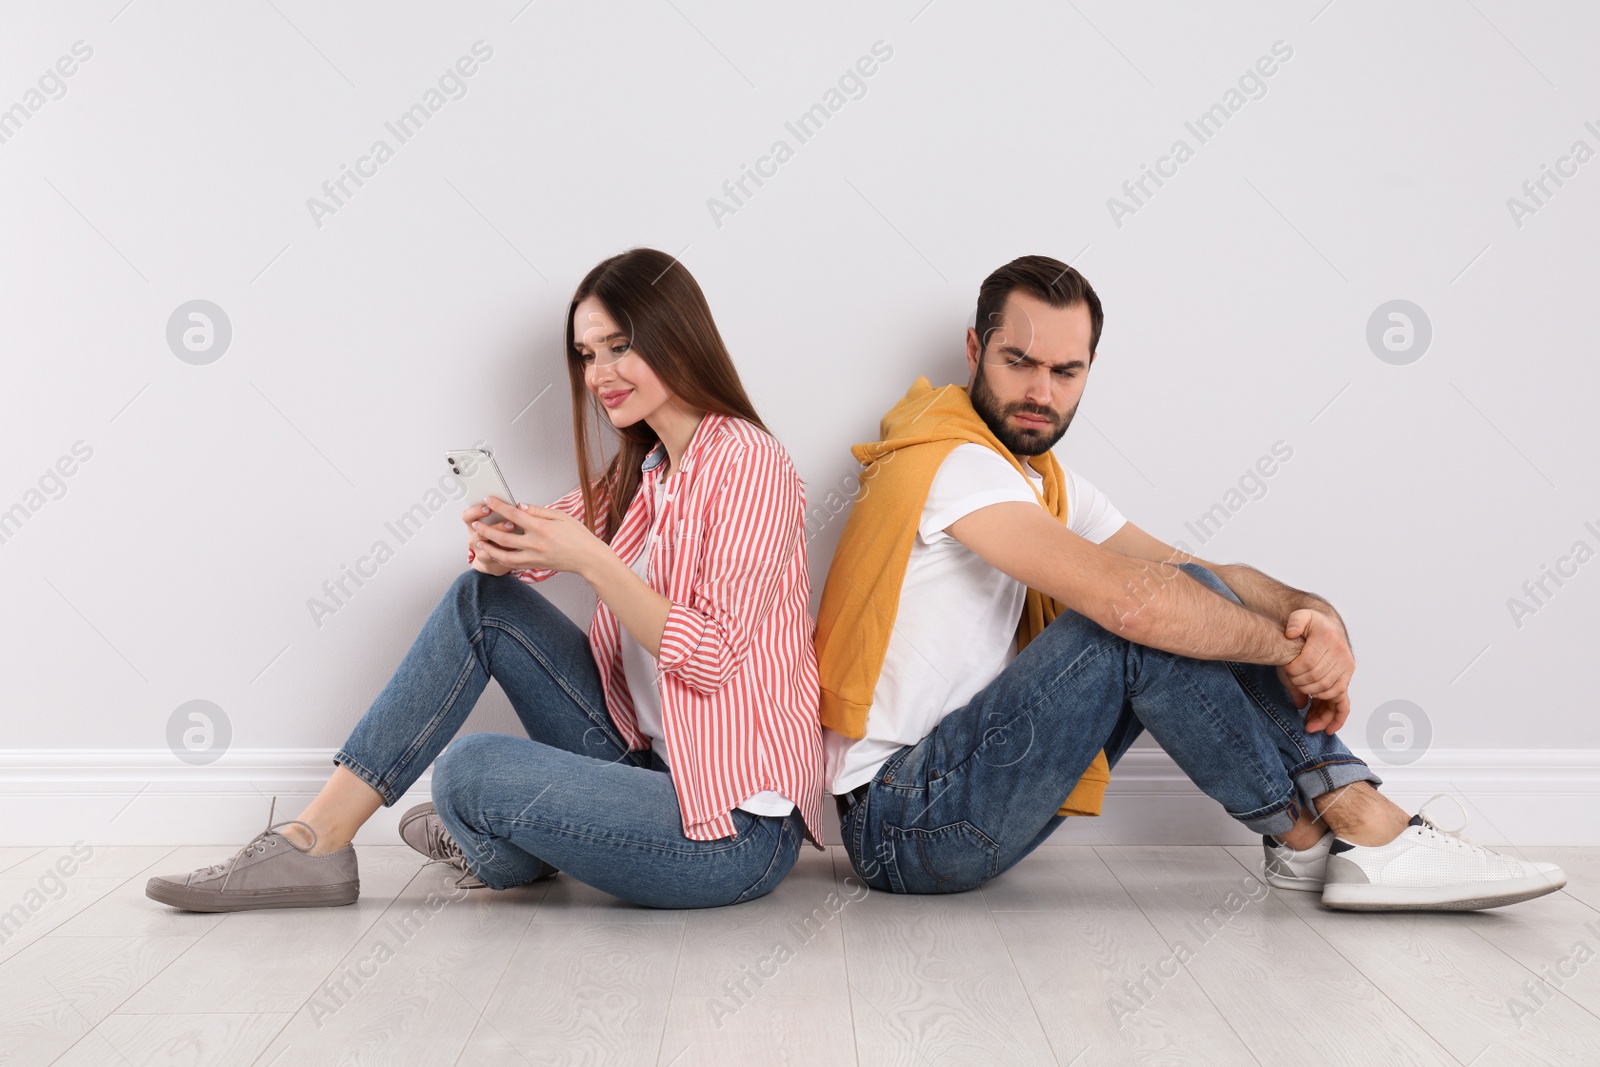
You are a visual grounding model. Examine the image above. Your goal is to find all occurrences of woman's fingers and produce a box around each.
[481,495,528,529]
[472,502,534,548]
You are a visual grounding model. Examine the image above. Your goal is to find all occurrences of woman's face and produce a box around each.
[572,296,673,428]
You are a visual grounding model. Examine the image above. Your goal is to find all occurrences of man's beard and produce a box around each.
[969,360,1076,456]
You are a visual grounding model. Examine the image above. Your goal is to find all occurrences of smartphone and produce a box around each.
[446,448,521,531]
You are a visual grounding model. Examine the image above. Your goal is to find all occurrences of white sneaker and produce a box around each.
[1321,796,1567,911]
[1262,830,1333,891]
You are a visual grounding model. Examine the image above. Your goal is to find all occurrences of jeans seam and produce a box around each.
[1232,792,1299,825]
[1294,756,1369,774]
[1028,634,1121,724]
[848,791,878,888]
[875,744,914,787]
[494,811,750,859]
[733,816,796,905]
[1158,659,1284,812]
[882,820,1000,893]
[483,614,624,751]
[924,634,1122,794]
[384,646,481,799]
[1227,661,1316,765]
[1293,755,1378,804]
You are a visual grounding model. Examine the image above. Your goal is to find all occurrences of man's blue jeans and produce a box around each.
[333,569,804,909]
[838,563,1381,894]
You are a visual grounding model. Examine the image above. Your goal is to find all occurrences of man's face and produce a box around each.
[964,291,1094,456]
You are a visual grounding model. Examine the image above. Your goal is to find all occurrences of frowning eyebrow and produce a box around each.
[573,331,629,349]
[996,344,1086,372]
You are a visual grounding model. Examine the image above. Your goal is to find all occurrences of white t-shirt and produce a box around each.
[618,473,795,817]
[823,443,1128,794]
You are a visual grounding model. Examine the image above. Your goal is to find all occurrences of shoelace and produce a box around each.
[191,796,321,893]
[1406,793,1567,893]
[414,816,484,888]
[426,862,487,890]
[1412,793,1492,856]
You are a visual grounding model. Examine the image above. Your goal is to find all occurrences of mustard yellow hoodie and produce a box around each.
[815,375,1111,817]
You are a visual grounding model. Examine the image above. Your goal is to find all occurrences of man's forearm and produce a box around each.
[1208,562,1344,637]
[1105,560,1305,666]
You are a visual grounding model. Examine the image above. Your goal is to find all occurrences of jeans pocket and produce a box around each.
[875,743,918,789]
[881,820,1000,895]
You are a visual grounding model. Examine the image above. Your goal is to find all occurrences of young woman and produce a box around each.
[146,248,825,911]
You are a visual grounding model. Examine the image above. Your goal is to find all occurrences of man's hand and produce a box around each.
[1282,608,1355,734]
[469,495,608,578]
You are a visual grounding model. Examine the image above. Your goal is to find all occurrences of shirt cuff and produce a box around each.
[657,602,708,672]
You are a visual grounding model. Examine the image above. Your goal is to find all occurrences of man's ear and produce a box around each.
[965,327,981,375]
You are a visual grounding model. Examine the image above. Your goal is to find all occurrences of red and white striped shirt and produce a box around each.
[484,414,825,846]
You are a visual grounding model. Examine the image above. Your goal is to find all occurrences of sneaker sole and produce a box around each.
[1264,868,1325,892]
[1322,872,1567,912]
[145,878,359,913]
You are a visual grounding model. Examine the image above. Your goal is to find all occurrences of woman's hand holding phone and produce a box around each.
[467,495,606,579]
[463,501,519,576]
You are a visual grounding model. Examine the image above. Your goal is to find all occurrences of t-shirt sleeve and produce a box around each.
[919,443,1042,545]
[1064,466,1127,544]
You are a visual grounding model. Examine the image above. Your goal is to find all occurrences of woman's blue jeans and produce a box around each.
[333,569,803,909]
[839,563,1382,894]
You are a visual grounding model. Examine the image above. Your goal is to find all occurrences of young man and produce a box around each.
[814,254,1566,910]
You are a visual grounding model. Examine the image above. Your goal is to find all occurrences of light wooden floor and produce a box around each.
[4,841,1598,1066]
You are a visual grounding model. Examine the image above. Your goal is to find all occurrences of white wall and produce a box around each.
[3,1,1596,844]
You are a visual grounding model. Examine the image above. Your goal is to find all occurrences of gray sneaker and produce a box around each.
[146,798,359,912]
[399,802,558,888]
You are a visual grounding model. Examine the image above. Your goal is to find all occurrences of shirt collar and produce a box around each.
[638,414,722,477]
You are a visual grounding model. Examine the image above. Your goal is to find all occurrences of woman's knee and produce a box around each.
[433,731,510,806]
[449,566,487,599]
[442,568,490,632]
[450,566,514,613]
[456,566,559,628]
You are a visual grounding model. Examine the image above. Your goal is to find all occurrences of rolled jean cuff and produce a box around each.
[1231,795,1303,837]
[1223,757,1383,837]
[1291,754,1383,816]
[331,751,401,806]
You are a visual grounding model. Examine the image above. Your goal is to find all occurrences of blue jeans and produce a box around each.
[838,563,1381,894]
[333,569,804,909]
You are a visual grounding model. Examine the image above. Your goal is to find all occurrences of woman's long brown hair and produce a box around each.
[564,248,768,541]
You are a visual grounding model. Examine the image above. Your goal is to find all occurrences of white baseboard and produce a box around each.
[1043,748,1599,847]
[2,747,1595,847]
